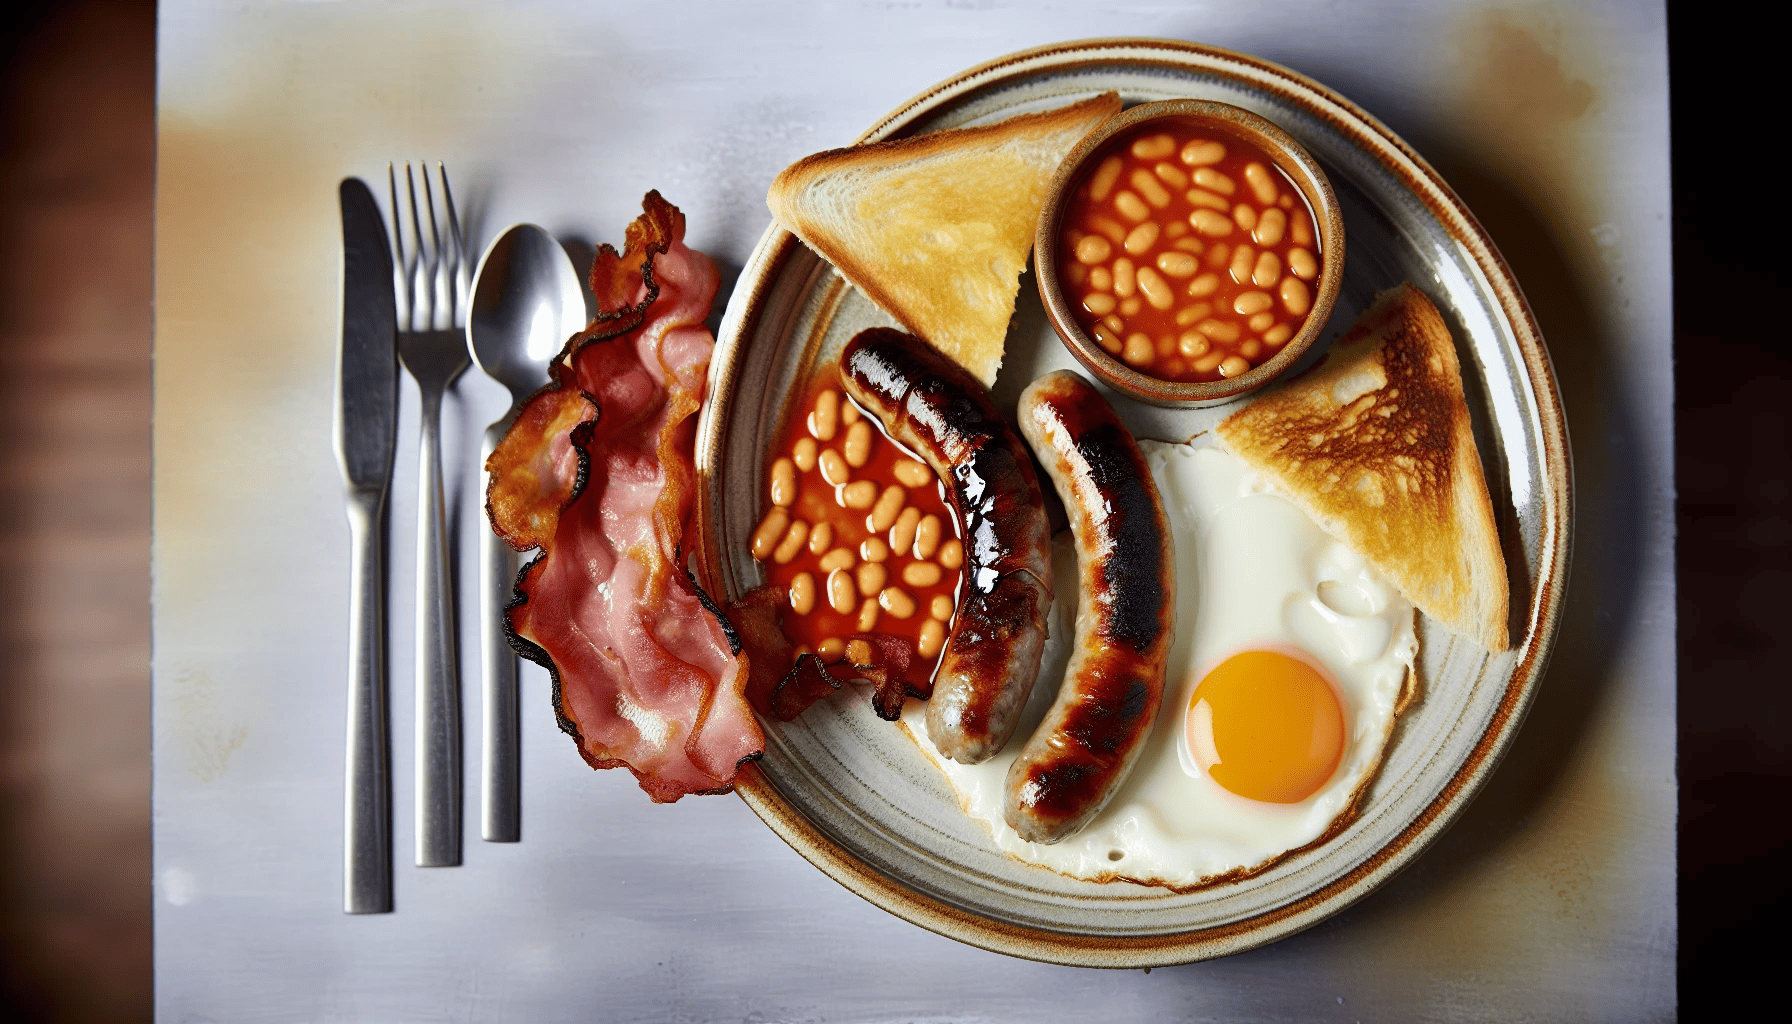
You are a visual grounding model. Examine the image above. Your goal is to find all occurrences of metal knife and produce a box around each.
[335,177,399,914]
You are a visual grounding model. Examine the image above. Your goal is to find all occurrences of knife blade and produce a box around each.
[335,177,398,914]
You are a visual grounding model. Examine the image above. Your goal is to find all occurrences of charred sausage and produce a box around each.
[1004,370,1174,844]
[838,328,1053,764]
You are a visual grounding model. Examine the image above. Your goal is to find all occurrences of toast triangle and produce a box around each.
[1214,284,1510,650]
[767,92,1121,387]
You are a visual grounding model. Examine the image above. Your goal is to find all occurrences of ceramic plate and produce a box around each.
[694,39,1569,967]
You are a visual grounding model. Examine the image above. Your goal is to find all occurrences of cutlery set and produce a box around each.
[334,165,583,913]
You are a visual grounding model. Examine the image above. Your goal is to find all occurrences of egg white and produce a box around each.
[901,441,1418,890]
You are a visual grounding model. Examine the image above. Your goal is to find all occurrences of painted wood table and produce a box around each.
[153,2,1674,1019]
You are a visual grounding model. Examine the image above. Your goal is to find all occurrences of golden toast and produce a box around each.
[766,92,1121,387]
[1215,283,1510,650]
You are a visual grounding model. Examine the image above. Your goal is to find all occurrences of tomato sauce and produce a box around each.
[751,370,963,672]
[1057,123,1321,383]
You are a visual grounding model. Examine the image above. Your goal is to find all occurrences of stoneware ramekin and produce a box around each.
[1036,98,1345,408]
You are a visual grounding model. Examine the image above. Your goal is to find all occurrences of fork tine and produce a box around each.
[413,165,442,329]
[437,163,468,324]
[386,163,470,333]
[420,166,451,332]
[406,163,433,333]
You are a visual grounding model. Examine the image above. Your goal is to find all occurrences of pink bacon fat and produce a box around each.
[485,192,763,801]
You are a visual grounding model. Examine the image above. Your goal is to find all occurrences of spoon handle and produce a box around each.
[479,419,521,842]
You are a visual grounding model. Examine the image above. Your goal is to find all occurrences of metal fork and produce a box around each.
[390,162,470,868]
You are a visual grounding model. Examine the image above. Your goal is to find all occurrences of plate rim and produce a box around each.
[695,36,1572,968]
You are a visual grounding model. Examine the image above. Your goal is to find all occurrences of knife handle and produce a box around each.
[414,393,462,867]
[480,423,522,842]
[344,491,393,913]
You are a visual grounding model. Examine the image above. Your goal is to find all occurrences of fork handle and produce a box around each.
[479,420,521,842]
[344,491,392,912]
[414,392,462,867]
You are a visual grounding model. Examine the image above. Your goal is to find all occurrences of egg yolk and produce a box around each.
[1186,650,1345,804]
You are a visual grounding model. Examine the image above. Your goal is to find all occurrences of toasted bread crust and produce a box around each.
[1214,284,1509,650]
[767,92,1121,386]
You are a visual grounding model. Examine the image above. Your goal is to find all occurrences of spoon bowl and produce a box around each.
[467,222,585,844]
[470,223,586,407]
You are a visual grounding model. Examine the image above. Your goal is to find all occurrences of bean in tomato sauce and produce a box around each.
[751,377,964,674]
[1058,124,1321,383]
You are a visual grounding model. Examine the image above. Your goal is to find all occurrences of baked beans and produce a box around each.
[770,457,797,507]
[918,619,947,659]
[914,514,942,560]
[752,379,964,675]
[892,459,931,488]
[1059,124,1321,382]
[772,519,809,564]
[856,561,887,600]
[938,539,964,571]
[879,587,917,619]
[789,572,816,615]
[807,389,838,440]
[819,448,849,486]
[827,568,856,614]
[843,420,874,467]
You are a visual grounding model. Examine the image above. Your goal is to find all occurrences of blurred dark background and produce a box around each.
[1669,0,1789,1009]
[1,0,152,1021]
[0,1,1778,1020]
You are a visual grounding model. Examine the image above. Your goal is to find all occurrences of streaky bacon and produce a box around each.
[839,632,935,720]
[486,192,763,802]
[732,584,934,722]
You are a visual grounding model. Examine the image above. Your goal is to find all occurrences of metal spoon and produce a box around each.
[467,223,585,842]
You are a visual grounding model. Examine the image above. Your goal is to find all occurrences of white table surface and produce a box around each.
[152,1,1675,1020]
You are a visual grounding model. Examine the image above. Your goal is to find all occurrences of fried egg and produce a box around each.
[901,441,1418,890]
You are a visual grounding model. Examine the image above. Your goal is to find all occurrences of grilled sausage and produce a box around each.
[838,328,1053,763]
[1004,370,1174,844]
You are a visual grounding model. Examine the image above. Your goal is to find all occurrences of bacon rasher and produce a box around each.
[486,192,763,802]
[731,583,936,723]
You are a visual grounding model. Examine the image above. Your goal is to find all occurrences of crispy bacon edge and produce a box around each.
[485,193,680,552]
[731,583,935,723]
[484,191,764,802]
